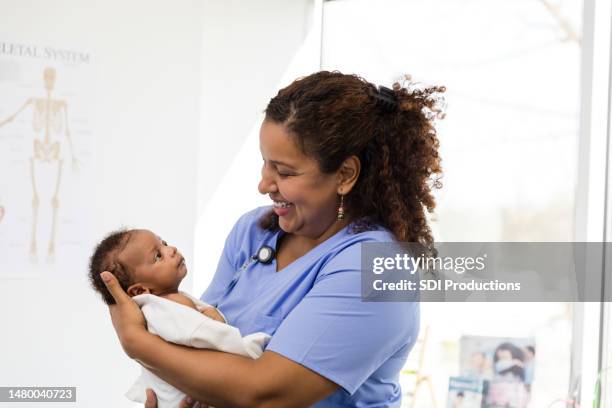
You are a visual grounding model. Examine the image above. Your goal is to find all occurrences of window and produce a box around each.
[321,0,604,406]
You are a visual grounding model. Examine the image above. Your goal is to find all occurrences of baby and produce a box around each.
[89,228,225,320]
[89,229,270,408]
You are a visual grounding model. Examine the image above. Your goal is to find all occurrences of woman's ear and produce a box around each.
[126,283,151,297]
[336,155,361,194]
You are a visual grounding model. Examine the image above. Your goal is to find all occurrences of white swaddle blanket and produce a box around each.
[125,292,271,408]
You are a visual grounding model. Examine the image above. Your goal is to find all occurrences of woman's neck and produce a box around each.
[284,217,351,253]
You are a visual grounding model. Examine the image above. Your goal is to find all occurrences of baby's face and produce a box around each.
[118,229,187,296]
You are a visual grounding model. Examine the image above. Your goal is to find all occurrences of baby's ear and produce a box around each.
[127,283,151,297]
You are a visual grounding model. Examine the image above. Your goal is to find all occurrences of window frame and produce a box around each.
[574,0,611,406]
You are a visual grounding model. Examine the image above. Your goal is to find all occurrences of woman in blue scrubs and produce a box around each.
[101,71,445,407]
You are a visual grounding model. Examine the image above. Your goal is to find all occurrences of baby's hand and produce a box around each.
[200,307,226,323]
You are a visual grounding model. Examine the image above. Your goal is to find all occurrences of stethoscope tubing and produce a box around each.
[222,244,276,299]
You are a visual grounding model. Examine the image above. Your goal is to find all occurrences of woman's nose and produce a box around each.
[258,168,278,194]
[166,246,177,256]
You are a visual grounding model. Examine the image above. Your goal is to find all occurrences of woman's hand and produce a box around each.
[144,389,157,408]
[100,271,147,357]
[144,389,212,408]
[178,395,213,408]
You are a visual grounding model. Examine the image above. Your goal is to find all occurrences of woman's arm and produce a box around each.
[130,333,337,407]
[101,272,338,408]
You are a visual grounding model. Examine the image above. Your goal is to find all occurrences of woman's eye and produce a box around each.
[277,170,294,178]
[155,252,161,262]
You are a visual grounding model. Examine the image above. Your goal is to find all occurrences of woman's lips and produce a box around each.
[273,205,292,217]
[272,200,294,217]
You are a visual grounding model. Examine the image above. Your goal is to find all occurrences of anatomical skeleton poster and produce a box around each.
[0,41,94,277]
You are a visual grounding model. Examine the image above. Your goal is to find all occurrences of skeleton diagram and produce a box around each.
[0,67,78,261]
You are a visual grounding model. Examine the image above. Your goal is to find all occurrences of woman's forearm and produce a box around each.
[125,330,263,408]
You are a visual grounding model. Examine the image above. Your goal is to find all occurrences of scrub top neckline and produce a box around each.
[270,223,351,274]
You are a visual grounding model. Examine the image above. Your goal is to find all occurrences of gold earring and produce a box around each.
[337,194,345,221]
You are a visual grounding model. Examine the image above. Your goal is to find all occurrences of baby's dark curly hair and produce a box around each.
[261,71,444,250]
[88,229,136,305]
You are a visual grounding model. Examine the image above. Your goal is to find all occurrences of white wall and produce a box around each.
[0,1,315,407]
[0,1,202,406]
[198,0,313,209]
[194,0,317,294]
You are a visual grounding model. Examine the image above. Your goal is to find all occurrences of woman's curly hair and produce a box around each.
[261,71,444,249]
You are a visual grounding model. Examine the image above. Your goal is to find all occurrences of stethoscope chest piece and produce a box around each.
[224,244,277,298]
[256,245,276,264]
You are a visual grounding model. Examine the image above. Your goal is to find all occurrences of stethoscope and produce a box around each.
[222,245,276,298]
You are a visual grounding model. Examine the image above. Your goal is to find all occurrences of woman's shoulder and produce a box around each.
[343,221,396,244]
[318,222,396,268]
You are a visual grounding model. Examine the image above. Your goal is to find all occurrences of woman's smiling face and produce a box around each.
[258,120,341,240]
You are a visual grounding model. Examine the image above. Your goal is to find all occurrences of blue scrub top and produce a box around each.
[201,206,419,407]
